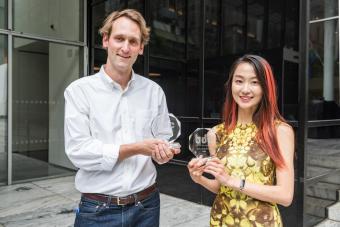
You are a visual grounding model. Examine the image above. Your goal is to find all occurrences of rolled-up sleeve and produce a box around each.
[64,86,119,171]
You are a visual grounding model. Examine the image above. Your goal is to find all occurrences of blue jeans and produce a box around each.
[74,189,160,227]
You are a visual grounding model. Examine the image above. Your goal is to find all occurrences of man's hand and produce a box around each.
[119,139,181,163]
[139,138,165,156]
[152,141,174,164]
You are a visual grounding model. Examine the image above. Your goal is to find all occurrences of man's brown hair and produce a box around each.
[99,9,150,45]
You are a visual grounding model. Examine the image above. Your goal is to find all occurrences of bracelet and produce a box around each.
[239,179,245,191]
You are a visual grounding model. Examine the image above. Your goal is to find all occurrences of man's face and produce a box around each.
[102,16,144,74]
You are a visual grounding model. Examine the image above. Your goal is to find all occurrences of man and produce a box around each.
[64,9,179,227]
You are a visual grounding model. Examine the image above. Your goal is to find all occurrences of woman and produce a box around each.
[188,55,294,226]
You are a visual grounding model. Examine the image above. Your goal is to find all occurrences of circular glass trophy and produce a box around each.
[188,128,219,158]
[151,113,181,149]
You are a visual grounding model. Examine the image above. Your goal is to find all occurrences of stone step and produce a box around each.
[305,196,335,218]
[307,166,340,185]
[307,139,340,152]
[308,154,340,169]
[328,202,340,222]
[314,219,340,227]
[306,182,340,201]
[304,214,324,227]
[305,196,334,218]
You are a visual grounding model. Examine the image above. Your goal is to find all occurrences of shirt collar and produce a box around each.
[99,65,137,91]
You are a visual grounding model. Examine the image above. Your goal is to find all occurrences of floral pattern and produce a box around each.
[210,123,282,227]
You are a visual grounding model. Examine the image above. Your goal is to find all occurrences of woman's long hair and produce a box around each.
[223,55,286,168]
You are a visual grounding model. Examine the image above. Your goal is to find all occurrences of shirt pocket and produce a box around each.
[132,109,157,139]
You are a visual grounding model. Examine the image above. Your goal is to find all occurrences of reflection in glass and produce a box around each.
[127,0,144,13]
[13,0,84,42]
[0,35,7,184]
[205,1,220,58]
[150,0,185,59]
[284,0,299,50]
[310,0,338,21]
[12,38,83,181]
[267,1,282,48]
[309,20,339,120]
[0,0,7,29]
[187,0,200,59]
[149,57,199,116]
[222,0,245,54]
[247,0,264,50]
[283,60,299,120]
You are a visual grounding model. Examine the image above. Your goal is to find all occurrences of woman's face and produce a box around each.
[231,62,263,113]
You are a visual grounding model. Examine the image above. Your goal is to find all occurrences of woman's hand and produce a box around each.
[204,157,232,187]
[187,158,206,184]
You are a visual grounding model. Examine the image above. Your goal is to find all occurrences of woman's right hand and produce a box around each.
[187,158,206,184]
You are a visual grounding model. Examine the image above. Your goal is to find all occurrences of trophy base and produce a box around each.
[170,142,181,149]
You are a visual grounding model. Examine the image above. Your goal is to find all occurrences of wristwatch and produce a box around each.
[239,179,245,191]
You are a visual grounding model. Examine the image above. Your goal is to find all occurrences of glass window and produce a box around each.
[205,1,220,58]
[203,58,229,118]
[0,0,7,29]
[149,57,198,116]
[284,0,299,50]
[150,0,186,59]
[187,0,200,59]
[309,19,339,120]
[12,37,83,181]
[127,0,144,12]
[13,0,84,42]
[267,1,282,49]
[282,58,299,120]
[305,125,340,226]
[310,0,338,21]
[247,0,264,50]
[306,125,340,179]
[222,0,245,54]
[0,35,7,184]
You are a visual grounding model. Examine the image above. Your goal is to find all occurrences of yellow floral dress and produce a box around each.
[210,123,282,227]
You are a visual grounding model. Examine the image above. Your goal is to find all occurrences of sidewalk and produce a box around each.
[0,176,211,227]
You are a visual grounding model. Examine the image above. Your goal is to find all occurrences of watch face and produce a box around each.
[240,179,245,191]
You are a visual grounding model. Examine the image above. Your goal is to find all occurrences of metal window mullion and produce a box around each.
[7,0,13,185]
[339,0,340,106]
[297,0,310,226]
[8,0,12,30]
[7,34,12,185]
[83,0,88,76]
[199,0,205,125]
[0,30,85,46]
[309,15,339,24]
[10,31,86,47]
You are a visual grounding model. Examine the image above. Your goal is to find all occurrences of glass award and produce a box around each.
[188,128,219,158]
[151,113,181,149]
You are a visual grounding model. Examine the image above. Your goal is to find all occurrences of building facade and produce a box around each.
[0,0,339,226]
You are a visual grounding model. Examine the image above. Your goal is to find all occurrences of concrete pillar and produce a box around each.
[323,0,336,101]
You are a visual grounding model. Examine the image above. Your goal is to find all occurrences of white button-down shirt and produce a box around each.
[64,66,170,196]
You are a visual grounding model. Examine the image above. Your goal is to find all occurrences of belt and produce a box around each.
[82,183,157,206]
